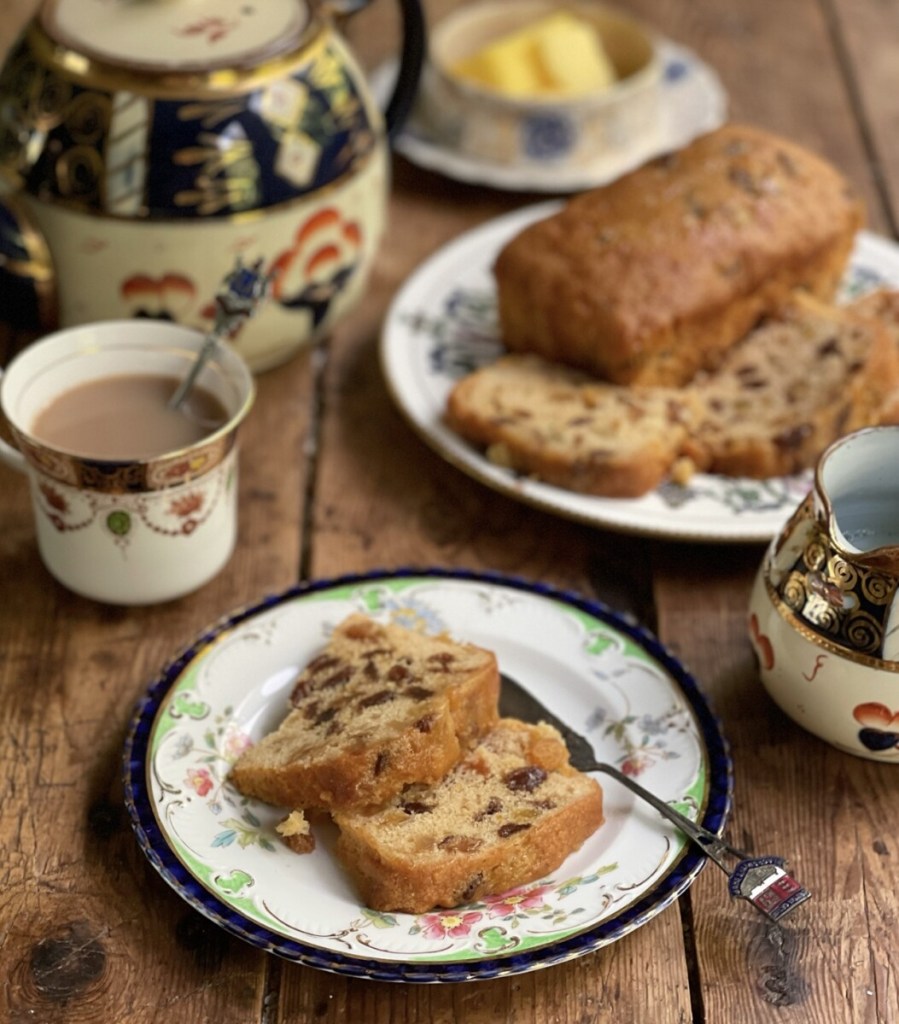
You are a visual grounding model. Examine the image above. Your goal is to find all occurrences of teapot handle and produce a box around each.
[332,0,426,141]
[383,0,426,140]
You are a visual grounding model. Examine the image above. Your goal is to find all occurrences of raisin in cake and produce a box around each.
[445,353,702,497]
[332,718,604,913]
[494,123,862,386]
[229,613,500,812]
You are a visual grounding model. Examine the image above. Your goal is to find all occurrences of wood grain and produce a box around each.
[3,0,899,1021]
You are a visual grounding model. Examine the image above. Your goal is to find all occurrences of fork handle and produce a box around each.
[592,762,746,874]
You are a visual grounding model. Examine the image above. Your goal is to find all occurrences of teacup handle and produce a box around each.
[0,369,27,474]
[331,0,426,140]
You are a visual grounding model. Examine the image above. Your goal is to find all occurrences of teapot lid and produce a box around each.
[39,0,310,73]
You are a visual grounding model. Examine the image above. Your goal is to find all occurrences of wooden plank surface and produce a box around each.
[2,0,899,1021]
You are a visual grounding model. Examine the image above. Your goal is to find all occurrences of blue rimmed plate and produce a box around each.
[123,568,731,982]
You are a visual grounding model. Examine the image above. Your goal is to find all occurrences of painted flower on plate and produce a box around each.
[186,766,214,797]
[484,883,553,918]
[222,723,252,762]
[419,910,483,940]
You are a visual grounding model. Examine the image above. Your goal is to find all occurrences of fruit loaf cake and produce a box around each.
[229,613,500,812]
[444,352,703,497]
[690,296,899,477]
[332,718,604,913]
[445,298,899,495]
[493,122,863,386]
[846,288,899,422]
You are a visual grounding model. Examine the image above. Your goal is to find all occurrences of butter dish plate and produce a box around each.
[374,38,726,192]
[123,569,730,982]
[380,203,899,543]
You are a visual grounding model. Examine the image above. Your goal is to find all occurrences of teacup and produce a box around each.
[0,320,254,604]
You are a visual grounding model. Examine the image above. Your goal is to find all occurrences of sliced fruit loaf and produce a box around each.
[445,298,899,495]
[332,718,604,913]
[444,353,703,498]
[229,613,500,812]
[690,294,899,477]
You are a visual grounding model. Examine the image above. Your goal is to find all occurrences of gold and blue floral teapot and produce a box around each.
[0,0,424,370]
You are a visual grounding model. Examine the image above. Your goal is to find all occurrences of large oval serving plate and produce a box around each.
[124,568,731,983]
[381,206,899,543]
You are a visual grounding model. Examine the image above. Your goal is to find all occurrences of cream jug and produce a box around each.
[748,426,899,760]
[0,0,424,371]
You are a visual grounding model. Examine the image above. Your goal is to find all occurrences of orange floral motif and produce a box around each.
[269,207,363,330]
[853,702,899,729]
[854,701,899,753]
[39,482,68,513]
[161,454,209,483]
[748,612,775,671]
[169,492,204,518]
[120,272,196,321]
[177,18,238,44]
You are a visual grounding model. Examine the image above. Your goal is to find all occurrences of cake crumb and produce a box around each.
[669,456,697,487]
[276,810,316,854]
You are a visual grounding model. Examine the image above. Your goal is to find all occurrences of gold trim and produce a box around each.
[26,18,333,100]
[4,144,387,225]
[763,573,899,671]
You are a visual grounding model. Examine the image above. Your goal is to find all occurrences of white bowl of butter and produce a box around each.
[416,0,662,172]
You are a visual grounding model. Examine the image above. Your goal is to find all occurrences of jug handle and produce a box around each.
[330,0,426,141]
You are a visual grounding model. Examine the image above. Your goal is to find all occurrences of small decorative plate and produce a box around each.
[378,39,727,193]
[380,206,899,543]
[124,569,730,982]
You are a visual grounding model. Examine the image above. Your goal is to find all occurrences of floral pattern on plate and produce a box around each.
[381,208,899,543]
[125,569,731,982]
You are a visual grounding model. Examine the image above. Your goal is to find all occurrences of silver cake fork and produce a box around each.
[499,672,811,922]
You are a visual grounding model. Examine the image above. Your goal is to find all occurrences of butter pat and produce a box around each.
[451,11,618,99]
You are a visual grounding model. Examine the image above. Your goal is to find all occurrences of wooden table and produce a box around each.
[3,0,899,1020]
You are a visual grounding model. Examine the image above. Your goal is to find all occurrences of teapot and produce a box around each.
[748,426,899,761]
[0,0,424,371]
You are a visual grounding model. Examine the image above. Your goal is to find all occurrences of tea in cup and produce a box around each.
[0,320,255,604]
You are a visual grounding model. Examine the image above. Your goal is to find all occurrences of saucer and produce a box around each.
[376,38,727,192]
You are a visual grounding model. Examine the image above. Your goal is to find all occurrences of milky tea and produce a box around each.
[30,373,229,460]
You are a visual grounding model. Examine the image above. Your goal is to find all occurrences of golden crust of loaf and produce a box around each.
[229,614,500,812]
[445,299,899,495]
[494,122,863,386]
[332,718,604,913]
[445,353,703,497]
